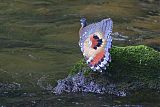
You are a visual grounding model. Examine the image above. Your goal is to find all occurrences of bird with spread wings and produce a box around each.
[79,18,113,72]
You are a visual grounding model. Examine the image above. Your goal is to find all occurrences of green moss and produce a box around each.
[110,45,160,81]
[70,59,88,75]
[70,45,160,89]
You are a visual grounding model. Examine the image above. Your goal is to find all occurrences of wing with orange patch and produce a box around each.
[79,18,113,72]
[83,32,112,72]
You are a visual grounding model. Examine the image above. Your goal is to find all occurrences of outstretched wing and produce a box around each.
[79,18,113,72]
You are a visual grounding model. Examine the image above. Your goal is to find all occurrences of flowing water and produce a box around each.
[0,0,160,106]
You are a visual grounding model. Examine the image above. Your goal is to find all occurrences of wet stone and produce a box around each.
[53,72,126,96]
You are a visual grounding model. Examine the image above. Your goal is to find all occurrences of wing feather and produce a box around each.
[79,18,113,72]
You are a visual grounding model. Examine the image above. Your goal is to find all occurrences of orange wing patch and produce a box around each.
[90,50,105,66]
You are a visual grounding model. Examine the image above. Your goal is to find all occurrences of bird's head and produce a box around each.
[80,18,87,28]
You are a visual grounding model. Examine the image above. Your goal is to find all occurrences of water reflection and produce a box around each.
[3,94,144,107]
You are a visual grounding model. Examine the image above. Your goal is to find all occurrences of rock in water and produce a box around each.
[54,45,160,96]
[53,72,126,96]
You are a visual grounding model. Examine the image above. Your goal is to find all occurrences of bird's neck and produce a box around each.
[79,22,87,37]
[79,25,83,36]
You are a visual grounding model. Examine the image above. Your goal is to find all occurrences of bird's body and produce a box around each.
[79,18,113,72]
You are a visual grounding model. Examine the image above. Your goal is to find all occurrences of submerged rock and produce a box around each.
[53,72,126,96]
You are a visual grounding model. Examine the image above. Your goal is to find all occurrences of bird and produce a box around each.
[79,18,113,72]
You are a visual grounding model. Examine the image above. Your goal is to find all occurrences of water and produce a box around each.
[1,92,160,107]
[0,0,160,106]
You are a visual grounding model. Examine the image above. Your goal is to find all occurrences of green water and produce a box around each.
[0,0,160,106]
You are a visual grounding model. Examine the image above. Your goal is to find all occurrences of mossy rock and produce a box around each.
[70,45,160,90]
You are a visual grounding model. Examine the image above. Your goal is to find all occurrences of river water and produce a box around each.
[0,0,160,106]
